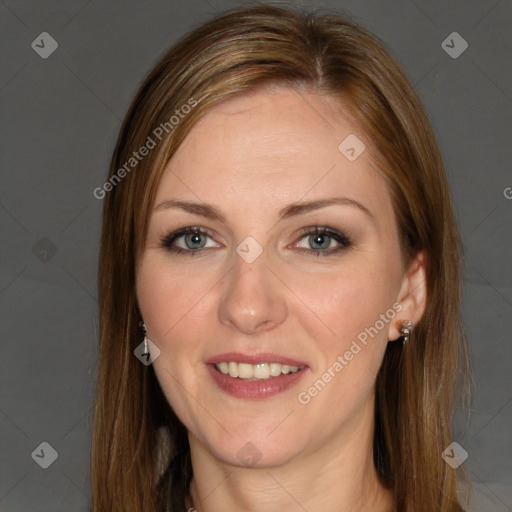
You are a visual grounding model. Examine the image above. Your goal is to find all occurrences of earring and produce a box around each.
[400,320,414,345]
[139,320,149,355]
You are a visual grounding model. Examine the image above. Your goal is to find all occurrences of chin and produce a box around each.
[194,423,307,469]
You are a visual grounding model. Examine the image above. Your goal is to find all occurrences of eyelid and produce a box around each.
[294,225,352,243]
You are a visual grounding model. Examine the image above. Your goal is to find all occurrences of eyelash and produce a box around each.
[159,226,353,258]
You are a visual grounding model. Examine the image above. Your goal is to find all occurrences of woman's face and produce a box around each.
[137,85,411,468]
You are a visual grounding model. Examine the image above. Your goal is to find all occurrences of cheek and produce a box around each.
[290,263,396,428]
[288,254,401,413]
[290,256,398,349]
[136,255,212,424]
[136,254,212,342]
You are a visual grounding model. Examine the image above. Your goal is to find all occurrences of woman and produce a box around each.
[91,5,471,511]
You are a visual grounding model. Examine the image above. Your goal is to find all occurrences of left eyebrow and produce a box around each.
[278,197,374,220]
[153,196,374,222]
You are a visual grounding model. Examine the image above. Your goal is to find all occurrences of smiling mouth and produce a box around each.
[214,361,305,381]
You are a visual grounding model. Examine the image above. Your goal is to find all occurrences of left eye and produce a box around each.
[294,227,353,256]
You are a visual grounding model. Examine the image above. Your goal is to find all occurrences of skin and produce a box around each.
[136,85,427,512]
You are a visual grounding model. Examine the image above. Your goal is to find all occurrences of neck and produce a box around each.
[185,396,394,512]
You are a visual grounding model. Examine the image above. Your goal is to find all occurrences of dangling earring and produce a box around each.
[400,320,414,345]
[139,320,149,355]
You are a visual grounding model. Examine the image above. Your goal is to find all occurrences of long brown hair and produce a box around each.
[91,4,471,511]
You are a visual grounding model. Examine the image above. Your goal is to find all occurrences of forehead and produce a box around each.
[154,86,392,222]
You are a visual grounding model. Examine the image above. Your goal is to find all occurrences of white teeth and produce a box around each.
[269,363,281,377]
[215,361,303,380]
[218,362,229,374]
[228,362,238,378]
[238,363,253,379]
[253,363,270,379]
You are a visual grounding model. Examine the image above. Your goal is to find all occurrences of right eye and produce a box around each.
[160,227,220,256]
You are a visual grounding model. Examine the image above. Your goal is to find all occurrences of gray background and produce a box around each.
[1,0,511,511]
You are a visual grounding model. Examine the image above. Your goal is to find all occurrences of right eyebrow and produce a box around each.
[154,200,227,223]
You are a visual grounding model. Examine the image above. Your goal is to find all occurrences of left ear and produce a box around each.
[388,250,427,342]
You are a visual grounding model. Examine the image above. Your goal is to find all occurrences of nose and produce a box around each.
[218,248,288,335]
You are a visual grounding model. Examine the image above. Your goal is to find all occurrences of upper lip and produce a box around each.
[205,352,308,367]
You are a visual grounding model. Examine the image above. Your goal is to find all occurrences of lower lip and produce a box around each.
[206,364,308,399]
